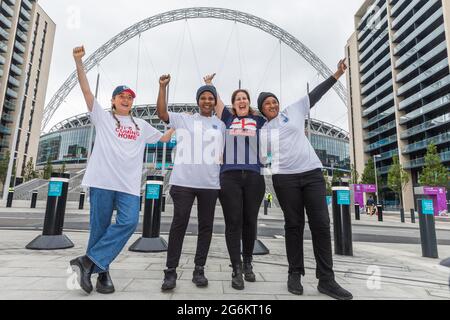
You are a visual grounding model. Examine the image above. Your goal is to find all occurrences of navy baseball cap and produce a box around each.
[112,85,136,99]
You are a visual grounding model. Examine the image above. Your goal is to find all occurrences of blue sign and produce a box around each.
[48,181,63,197]
[146,184,160,200]
[422,199,434,215]
[337,190,351,205]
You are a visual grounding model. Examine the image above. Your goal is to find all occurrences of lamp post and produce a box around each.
[373,154,382,204]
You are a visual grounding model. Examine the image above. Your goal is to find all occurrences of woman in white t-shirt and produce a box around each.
[69,46,173,295]
[258,59,353,300]
[156,75,225,291]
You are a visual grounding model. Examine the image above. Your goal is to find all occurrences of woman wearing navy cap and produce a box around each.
[69,46,174,295]
[258,59,353,300]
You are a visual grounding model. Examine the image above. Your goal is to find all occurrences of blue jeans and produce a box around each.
[86,187,140,274]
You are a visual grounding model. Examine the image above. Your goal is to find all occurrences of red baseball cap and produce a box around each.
[112,85,136,98]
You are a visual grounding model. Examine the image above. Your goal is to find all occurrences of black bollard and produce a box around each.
[400,208,405,223]
[332,182,353,256]
[26,173,74,250]
[410,209,416,224]
[6,187,14,208]
[140,193,143,212]
[162,194,166,213]
[377,204,383,222]
[78,191,85,210]
[355,204,360,221]
[418,199,439,259]
[30,190,38,209]
[129,176,167,252]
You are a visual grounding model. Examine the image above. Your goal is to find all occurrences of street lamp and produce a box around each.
[373,154,382,204]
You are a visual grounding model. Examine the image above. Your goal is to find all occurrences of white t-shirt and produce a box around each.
[262,95,323,175]
[82,100,162,196]
[168,112,225,190]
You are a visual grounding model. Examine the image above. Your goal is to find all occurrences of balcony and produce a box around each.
[14,40,25,54]
[361,67,392,95]
[0,138,10,148]
[362,93,394,118]
[6,88,18,99]
[359,32,389,64]
[16,29,27,43]
[403,132,450,154]
[8,75,20,87]
[394,8,443,58]
[0,124,11,135]
[378,149,399,162]
[401,113,450,139]
[400,94,450,125]
[3,100,16,111]
[0,54,5,65]
[404,151,450,169]
[398,74,450,110]
[392,0,421,29]
[1,113,14,123]
[0,25,9,39]
[22,0,33,11]
[362,80,393,106]
[397,59,449,96]
[361,54,390,84]
[359,14,388,52]
[396,42,447,82]
[1,2,14,17]
[0,13,12,29]
[365,134,398,152]
[20,7,31,21]
[12,52,24,64]
[363,106,395,129]
[0,40,7,52]
[9,63,22,76]
[393,0,439,42]
[364,120,397,141]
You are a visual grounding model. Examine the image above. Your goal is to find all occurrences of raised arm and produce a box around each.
[204,73,225,119]
[309,58,348,108]
[157,75,171,123]
[73,46,94,111]
[160,128,175,143]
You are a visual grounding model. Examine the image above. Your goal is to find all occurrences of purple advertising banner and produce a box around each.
[353,184,377,208]
[423,187,448,216]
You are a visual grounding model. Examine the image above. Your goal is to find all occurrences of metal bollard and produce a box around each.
[129,176,167,252]
[26,173,74,250]
[418,199,439,259]
[332,182,353,256]
[377,205,383,222]
[30,190,38,209]
[78,191,85,210]
[410,209,416,224]
[6,187,14,208]
[354,204,360,221]
[162,194,166,213]
[400,208,405,223]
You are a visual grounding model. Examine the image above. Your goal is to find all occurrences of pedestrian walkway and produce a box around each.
[0,230,448,300]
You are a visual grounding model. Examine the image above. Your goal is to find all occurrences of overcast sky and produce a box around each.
[39,0,364,132]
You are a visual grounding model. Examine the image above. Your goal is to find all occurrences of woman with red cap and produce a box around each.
[69,46,174,295]
[257,59,353,300]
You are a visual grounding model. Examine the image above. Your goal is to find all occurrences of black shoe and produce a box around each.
[287,272,303,295]
[192,266,209,288]
[69,256,94,294]
[161,268,177,291]
[231,263,244,290]
[318,279,353,300]
[243,262,256,282]
[96,272,115,294]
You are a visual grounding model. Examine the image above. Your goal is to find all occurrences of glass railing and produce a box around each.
[403,132,450,154]
[0,125,11,135]
[404,151,450,169]
[359,32,389,63]
[0,40,7,52]
[0,54,5,65]
[364,106,395,129]
[378,149,399,161]
[0,139,10,148]
[400,94,450,125]
[0,25,9,40]
[0,13,12,29]
[359,15,388,51]
[1,113,14,123]
[16,29,27,43]
[364,120,397,140]
[14,40,25,53]
[395,26,445,68]
[362,93,394,118]
[396,42,447,82]
[401,113,450,139]
[9,63,22,76]
[362,80,393,105]
[392,0,421,29]
[12,52,24,64]
[6,88,18,99]
[361,54,390,84]
[22,0,33,10]
[399,74,450,110]
[365,134,398,152]
[362,67,391,95]
[3,100,16,111]
[397,59,448,96]
[360,41,390,73]
[8,76,20,87]
[393,0,439,41]
[1,1,14,17]
[20,7,31,21]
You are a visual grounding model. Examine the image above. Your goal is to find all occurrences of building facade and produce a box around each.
[37,104,351,174]
[346,0,450,209]
[0,0,55,185]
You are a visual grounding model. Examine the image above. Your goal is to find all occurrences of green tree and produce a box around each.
[350,164,359,185]
[59,161,66,174]
[0,151,10,187]
[23,157,38,182]
[388,155,409,209]
[42,158,53,180]
[361,157,376,185]
[332,169,344,184]
[418,143,449,187]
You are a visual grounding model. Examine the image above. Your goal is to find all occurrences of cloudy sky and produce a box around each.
[39,0,364,132]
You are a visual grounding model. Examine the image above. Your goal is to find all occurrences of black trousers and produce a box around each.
[219,170,266,265]
[166,185,219,269]
[273,169,334,281]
